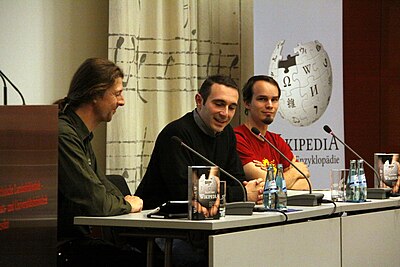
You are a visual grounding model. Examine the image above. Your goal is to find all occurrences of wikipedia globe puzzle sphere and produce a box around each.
[268,40,333,127]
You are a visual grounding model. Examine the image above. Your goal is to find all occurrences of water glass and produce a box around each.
[330,169,348,202]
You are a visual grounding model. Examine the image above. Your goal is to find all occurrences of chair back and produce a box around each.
[106,174,131,196]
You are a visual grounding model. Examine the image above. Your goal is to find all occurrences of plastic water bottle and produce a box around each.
[346,160,359,202]
[263,165,277,209]
[275,164,287,210]
[357,159,367,201]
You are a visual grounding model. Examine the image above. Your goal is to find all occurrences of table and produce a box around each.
[74,195,400,267]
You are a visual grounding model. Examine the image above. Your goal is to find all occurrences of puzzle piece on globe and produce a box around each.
[269,40,332,127]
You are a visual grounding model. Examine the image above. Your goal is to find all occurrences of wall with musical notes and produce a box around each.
[106,0,242,192]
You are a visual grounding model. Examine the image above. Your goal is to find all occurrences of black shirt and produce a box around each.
[135,110,246,209]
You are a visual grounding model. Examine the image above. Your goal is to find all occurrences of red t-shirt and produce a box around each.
[234,124,294,170]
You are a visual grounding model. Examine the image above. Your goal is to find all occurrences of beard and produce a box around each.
[262,116,274,125]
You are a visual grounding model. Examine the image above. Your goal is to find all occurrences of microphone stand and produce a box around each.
[171,136,255,215]
[0,70,26,105]
[178,139,248,201]
[251,127,323,206]
[1,74,6,105]
[323,125,391,199]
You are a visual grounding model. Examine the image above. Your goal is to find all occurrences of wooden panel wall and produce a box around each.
[343,0,400,186]
[0,105,58,266]
[380,0,400,150]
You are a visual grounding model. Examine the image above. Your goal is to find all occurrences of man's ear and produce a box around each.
[195,93,203,108]
[243,100,251,110]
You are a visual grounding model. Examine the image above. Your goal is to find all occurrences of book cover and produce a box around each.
[188,166,220,220]
[374,153,399,187]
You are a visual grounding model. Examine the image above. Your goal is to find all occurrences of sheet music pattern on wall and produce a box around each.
[106,0,241,192]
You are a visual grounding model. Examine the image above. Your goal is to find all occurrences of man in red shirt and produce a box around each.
[234,75,310,189]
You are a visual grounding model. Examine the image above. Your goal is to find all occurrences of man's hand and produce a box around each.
[243,178,264,204]
[253,160,267,171]
[124,195,143,213]
[290,161,310,178]
[285,158,311,189]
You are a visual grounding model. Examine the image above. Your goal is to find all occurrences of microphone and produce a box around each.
[171,136,255,215]
[251,127,324,206]
[323,125,391,199]
[0,70,26,105]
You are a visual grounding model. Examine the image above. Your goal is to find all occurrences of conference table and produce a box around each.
[74,192,400,267]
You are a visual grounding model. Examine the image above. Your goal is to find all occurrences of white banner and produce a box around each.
[254,0,344,189]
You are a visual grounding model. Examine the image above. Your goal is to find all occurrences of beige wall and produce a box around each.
[0,0,254,171]
[238,0,254,126]
[0,0,109,169]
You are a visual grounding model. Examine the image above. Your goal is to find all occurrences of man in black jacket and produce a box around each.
[135,74,263,267]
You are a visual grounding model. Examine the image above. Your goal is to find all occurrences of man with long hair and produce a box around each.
[56,58,144,266]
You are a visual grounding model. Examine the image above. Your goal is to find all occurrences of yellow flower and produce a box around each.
[262,158,277,175]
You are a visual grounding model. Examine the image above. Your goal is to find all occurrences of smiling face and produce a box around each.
[93,77,125,123]
[195,83,239,134]
[245,80,279,126]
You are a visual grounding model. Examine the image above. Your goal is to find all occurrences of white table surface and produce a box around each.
[74,193,400,231]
